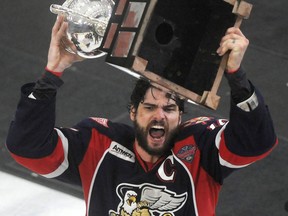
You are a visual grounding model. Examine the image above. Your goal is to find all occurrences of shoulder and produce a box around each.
[177,116,229,139]
[180,116,228,130]
[74,117,135,144]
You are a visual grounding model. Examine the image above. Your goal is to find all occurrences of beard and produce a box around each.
[133,119,179,156]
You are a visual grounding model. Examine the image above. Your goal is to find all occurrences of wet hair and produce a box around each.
[128,78,185,113]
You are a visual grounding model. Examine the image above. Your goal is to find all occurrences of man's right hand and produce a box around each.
[46,16,83,74]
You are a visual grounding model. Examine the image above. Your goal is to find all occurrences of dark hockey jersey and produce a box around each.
[6,83,277,216]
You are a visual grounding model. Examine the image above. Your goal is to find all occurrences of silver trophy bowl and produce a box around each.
[50,0,114,58]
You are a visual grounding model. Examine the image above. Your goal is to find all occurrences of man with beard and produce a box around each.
[6,16,277,216]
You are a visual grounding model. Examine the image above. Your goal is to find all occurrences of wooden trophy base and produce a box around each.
[99,0,252,109]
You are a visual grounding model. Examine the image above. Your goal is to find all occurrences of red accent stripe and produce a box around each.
[195,166,221,216]
[78,129,112,206]
[219,133,278,166]
[10,137,65,175]
[173,137,220,216]
[45,66,63,77]
[226,67,240,74]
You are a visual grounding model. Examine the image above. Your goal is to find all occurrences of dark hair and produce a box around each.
[128,78,185,113]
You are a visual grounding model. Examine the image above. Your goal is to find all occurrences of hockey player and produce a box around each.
[6,16,277,216]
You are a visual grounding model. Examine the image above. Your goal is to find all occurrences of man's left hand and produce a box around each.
[217,27,249,73]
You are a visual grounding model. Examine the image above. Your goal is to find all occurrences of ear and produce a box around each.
[129,106,136,121]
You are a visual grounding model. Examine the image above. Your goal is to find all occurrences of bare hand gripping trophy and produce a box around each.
[50,0,114,58]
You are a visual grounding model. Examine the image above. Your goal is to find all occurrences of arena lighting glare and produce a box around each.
[50,0,114,58]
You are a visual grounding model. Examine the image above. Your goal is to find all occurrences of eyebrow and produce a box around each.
[141,102,178,108]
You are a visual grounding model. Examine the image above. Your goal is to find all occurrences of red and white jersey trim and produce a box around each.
[215,123,252,169]
[173,153,199,216]
[42,128,69,178]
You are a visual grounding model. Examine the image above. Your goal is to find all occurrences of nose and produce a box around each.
[153,107,165,120]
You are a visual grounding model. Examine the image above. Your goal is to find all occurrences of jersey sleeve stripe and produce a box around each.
[10,128,69,178]
[215,123,276,168]
[215,124,250,168]
[219,156,251,168]
[42,129,69,178]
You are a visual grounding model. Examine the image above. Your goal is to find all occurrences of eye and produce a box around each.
[144,105,154,111]
[163,106,177,112]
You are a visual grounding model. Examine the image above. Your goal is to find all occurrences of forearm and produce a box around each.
[225,67,251,102]
[221,67,277,155]
[225,86,277,156]
[29,70,63,99]
[6,73,61,158]
[225,67,262,112]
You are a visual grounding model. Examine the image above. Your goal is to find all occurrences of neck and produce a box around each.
[134,141,160,164]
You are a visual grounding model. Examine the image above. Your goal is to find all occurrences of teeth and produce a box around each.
[151,125,164,129]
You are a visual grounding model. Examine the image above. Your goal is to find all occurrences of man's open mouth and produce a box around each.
[149,125,165,139]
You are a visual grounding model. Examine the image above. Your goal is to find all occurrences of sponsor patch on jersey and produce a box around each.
[176,145,197,163]
[109,142,135,163]
[90,117,109,128]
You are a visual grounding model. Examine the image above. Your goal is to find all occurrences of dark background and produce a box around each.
[0,0,287,215]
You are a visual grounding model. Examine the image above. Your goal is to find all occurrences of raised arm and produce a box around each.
[5,17,86,184]
[192,27,278,183]
[217,28,277,176]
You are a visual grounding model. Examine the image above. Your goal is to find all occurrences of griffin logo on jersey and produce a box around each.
[109,183,187,216]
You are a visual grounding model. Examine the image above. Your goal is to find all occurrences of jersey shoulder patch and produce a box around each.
[182,117,215,127]
[90,117,109,128]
